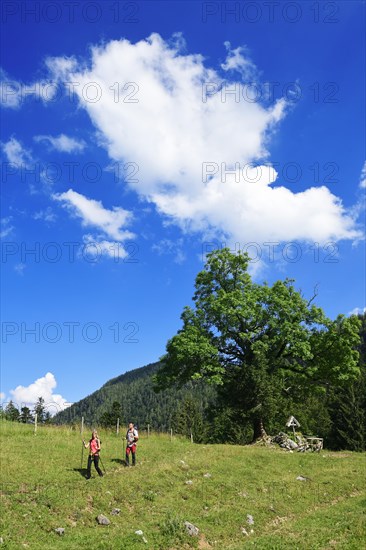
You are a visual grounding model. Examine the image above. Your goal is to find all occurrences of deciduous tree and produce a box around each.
[155,249,361,440]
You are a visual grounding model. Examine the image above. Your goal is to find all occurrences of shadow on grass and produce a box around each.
[71,468,89,478]
[111,458,128,466]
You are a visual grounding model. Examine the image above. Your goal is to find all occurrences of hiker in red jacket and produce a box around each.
[83,430,103,479]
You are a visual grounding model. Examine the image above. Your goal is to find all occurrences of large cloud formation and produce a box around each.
[47,33,360,243]
[10,372,70,415]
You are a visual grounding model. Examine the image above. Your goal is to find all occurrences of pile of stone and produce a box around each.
[271,432,312,452]
[271,432,299,450]
[255,415,324,452]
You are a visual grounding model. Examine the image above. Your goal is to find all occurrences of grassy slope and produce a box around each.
[1,421,365,549]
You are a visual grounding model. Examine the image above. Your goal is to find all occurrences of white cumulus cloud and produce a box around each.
[349,306,366,316]
[34,133,86,153]
[221,41,256,79]
[0,68,57,109]
[46,34,361,244]
[33,207,56,223]
[10,372,70,415]
[1,137,55,194]
[1,137,34,168]
[53,188,134,242]
[82,233,130,260]
[0,216,14,238]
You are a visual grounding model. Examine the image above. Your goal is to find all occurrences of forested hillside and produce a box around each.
[53,362,216,435]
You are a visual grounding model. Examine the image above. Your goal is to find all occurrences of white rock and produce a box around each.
[247,514,254,525]
[97,514,110,525]
[184,521,199,537]
[135,530,148,543]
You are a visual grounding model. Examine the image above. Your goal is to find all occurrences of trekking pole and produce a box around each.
[80,416,85,469]
[99,455,106,474]
[81,441,84,469]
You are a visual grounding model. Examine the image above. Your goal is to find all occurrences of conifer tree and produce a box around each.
[20,406,33,423]
[5,400,20,422]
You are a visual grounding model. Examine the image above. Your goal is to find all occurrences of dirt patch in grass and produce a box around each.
[198,534,213,548]
[322,453,352,458]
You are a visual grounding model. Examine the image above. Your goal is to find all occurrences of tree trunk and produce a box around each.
[252,417,267,441]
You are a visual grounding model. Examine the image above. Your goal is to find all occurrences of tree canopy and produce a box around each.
[155,248,361,439]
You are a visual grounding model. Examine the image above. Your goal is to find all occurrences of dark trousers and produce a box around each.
[126,445,136,465]
[87,455,103,478]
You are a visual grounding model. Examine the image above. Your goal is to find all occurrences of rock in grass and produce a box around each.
[135,530,148,544]
[185,480,193,485]
[54,528,65,536]
[97,514,110,525]
[111,508,121,515]
[184,521,199,537]
[247,514,254,525]
[296,475,307,481]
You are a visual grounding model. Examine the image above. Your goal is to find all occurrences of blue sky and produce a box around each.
[1,0,365,413]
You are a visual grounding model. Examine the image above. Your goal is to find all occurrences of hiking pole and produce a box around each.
[81,440,85,469]
[99,455,106,474]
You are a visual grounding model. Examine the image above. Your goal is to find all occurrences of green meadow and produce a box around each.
[1,421,365,549]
